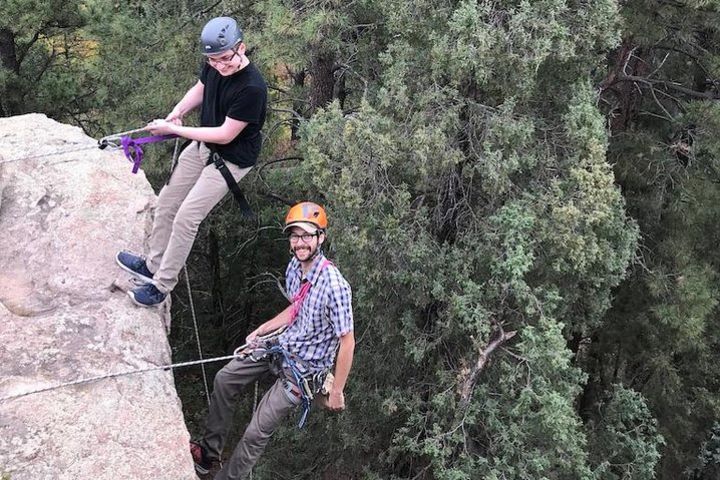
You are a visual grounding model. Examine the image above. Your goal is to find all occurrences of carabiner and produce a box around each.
[97,126,149,150]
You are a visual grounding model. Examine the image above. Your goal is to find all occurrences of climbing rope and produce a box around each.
[97,126,150,148]
[0,329,288,404]
[250,380,259,480]
[0,126,144,166]
[0,143,101,165]
[1,125,176,172]
[167,134,212,408]
[99,126,178,174]
[0,352,240,403]
[184,262,211,407]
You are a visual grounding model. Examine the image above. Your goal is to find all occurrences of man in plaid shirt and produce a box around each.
[190,201,355,480]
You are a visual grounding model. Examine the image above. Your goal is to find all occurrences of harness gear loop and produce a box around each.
[253,343,317,429]
[208,152,254,217]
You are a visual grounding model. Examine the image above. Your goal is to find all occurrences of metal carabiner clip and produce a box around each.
[97,126,150,151]
[97,135,121,150]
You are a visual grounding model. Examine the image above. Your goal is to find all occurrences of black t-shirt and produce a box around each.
[199,62,267,168]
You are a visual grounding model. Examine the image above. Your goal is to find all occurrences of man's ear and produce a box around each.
[318,232,326,246]
[236,42,247,55]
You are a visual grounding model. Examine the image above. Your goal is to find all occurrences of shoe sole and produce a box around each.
[194,463,210,475]
[127,290,164,308]
[115,252,154,284]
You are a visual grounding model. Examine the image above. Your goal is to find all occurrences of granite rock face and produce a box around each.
[0,114,195,480]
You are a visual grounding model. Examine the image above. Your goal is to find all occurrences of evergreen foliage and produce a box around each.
[0,0,88,119]
[4,0,720,479]
[687,422,720,479]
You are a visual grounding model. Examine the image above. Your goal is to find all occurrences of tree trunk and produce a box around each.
[291,69,306,141]
[0,28,22,116]
[333,66,347,110]
[309,49,335,114]
[0,28,19,73]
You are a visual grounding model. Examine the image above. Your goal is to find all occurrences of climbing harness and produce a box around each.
[236,327,319,427]
[207,151,254,217]
[237,258,335,428]
[267,345,315,428]
[242,339,326,429]
[98,127,178,174]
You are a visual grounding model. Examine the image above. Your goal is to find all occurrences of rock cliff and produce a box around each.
[0,114,195,480]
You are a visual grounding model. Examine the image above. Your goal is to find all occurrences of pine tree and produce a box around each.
[250,0,661,478]
[0,0,87,120]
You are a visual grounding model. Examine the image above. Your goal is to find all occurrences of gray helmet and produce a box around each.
[200,17,243,55]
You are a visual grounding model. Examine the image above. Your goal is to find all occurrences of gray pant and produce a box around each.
[200,356,300,480]
[146,141,251,293]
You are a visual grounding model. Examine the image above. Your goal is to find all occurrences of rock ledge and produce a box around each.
[0,114,195,480]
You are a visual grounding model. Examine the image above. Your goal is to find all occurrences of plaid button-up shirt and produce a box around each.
[279,253,353,374]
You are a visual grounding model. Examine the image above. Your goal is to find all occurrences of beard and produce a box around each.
[292,244,317,262]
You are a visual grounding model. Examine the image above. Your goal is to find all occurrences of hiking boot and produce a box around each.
[190,441,219,477]
[128,283,166,307]
[116,251,154,283]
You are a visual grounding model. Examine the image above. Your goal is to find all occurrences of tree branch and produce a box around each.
[17,28,45,65]
[269,107,306,120]
[615,74,719,100]
[257,156,303,175]
[459,325,517,409]
[33,46,58,84]
[259,191,294,206]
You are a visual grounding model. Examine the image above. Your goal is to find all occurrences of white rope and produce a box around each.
[185,264,212,407]
[97,126,149,146]
[1,328,284,405]
[249,379,259,480]
[0,124,149,166]
[172,136,211,407]
[0,352,240,403]
[0,143,101,165]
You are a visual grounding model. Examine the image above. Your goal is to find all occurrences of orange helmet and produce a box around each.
[284,201,328,233]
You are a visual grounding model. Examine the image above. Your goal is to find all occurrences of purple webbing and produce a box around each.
[120,134,179,173]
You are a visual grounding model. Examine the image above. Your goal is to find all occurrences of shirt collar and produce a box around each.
[290,252,327,285]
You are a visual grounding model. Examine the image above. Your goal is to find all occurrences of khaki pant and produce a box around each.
[200,356,301,480]
[146,141,251,293]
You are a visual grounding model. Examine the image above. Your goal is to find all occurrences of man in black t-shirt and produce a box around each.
[115,17,267,307]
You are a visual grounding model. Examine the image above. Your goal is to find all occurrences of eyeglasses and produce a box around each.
[206,49,238,66]
[288,232,318,243]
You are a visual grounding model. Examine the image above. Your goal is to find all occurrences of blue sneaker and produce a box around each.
[116,251,154,283]
[128,283,166,307]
